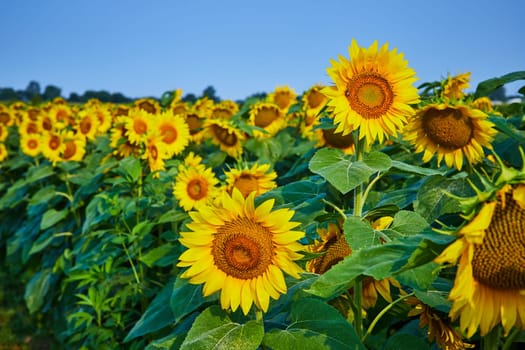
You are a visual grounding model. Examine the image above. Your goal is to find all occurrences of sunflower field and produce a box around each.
[1,40,525,350]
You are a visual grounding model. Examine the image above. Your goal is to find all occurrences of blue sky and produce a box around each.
[1,0,523,101]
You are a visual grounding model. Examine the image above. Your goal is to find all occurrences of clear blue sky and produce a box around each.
[1,0,523,101]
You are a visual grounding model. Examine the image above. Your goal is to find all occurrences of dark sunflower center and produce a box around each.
[345,73,394,119]
[307,90,326,109]
[160,124,178,143]
[213,108,233,120]
[186,178,208,200]
[49,135,61,150]
[254,107,279,127]
[322,128,354,149]
[471,192,525,289]
[42,117,53,131]
[26,122,38,134]
[311,233,352,274]
[421,107,473,150]
[211,124,238,146]
[0,112,10,124]
[63,141,76,159]
[233,174,259,198]
[186,114,202,135]
[80,117,92,134]
[150,144,158,160]
[137,101,157,114]
[27,139,38,149]
[133,119,148,135]
[274,93,293,110]
[212,217,274,279]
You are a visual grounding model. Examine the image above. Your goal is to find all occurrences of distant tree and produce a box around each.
[26,81,41,97]
[202,85,220,102]
[182,93,197,103]
[110,92,132,103]
[68,92,81,103]
[42,85,62,101]
[0,88,18,101]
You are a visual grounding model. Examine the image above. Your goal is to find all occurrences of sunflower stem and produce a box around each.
[353,280,363,339]
[482,326,501,350]
[502,328,520,350]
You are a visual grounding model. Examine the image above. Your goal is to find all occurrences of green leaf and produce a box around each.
[40,208,69,230]
[396,261,441,290]
[474,71,525,98]
[140,243,179,268]
[117,156,143,183]
[157,209,188,225]
[170,277,213,324]
[29,231,70,256]
[28,186,57,206]
[180,306,264,350]
[344,216,378,250]
[391,160,447,176]
[263,298,365,350]
[383,210,429,238]
[124,280,175,342]
[24,269,54,313]
[305,232,452,299]
[26,164,56,183]
[414,288,452,313]
[309,148,391,194]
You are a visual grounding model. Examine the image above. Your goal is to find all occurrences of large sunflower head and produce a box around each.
[435,177,525,338]
[204,118,245,159]
[177,189,305,315]
[403,102,496,170]
[248,102,286,138]
[322,39,420,145]
[223,163,278,198]
[173,164,220,212]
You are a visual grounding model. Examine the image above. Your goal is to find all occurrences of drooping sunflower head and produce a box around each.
[173,164,220,212]
[306,222,351,274]
[403,102,496,170]
[177,189,305,315]
[248,102,286,138]
[322,39,420,145]
[204,118,245,159]
[442,72,471,101]
[211,100,239,120]
[315,125,356,155]
[223,163,278,198]
[435,181,525,337]
[267,85,297,112]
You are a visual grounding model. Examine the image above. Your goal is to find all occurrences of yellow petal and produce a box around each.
[240,281,253,315]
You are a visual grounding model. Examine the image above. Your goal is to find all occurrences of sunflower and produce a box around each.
[406,297,474,350]
[177,189,304,315]
[60,131,86,162]
[153,111,190,156]
[171,100,189,116]
[302,84,328,126]
[0,143,7,162]
[124,109,152,145]
[0,124,7,142]
[322,39,420,145]
[18,118,40,136]
[443,72,471,101]
[134,98,161,114]
[267,85,297,112]
[92,104,113,134]
[211,100,239,120]
[248,102,286,138]
[41,131,65,165]
[181,151,203,169]
[403,103,496,170]
[173,164,220,211]
[142,133,169,175]
[0,106,15,126]
[19,134,42,157]
[193,96,215,119]
[48,104,74,128]
[435,183,525,338]
[204,118,245,159]
[223,163,277,198]
[315,126,355,155]
[76,109,100,141]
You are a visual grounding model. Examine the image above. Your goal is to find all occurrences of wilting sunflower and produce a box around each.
[152,111,190,156]
[322,39,420,145]
[248,102,286,138]
[443,72,471,101]
[124,109,152,145]
[177,189,304,315]
[223,163,277,198]
[204,119,245,159]
[406,297,474,350]
[403,102,496,170]
[0,143,7,162]
[435,182,525,338]
[267,85,297,112]
[20,134,42,157]
[173,164,220,211]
